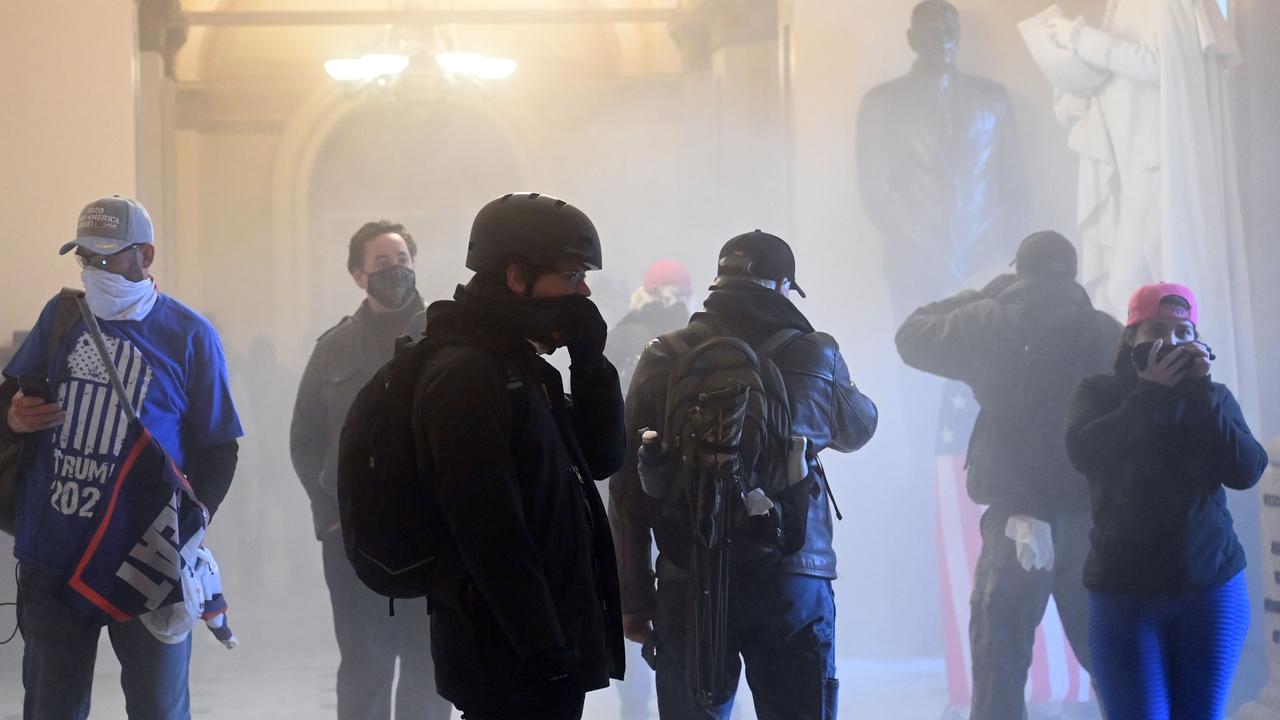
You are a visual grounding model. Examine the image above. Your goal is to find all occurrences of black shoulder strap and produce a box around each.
[659,317,726,360]
[44,288,84,377]
[756,328,803,358]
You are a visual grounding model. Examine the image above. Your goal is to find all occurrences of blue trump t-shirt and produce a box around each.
[3,293,243,575]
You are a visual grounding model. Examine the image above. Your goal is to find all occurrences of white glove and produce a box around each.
[1005,515,1055,572]
[1044,15,1084,50]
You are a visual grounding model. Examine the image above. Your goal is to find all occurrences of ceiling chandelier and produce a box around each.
[323,6,517,89]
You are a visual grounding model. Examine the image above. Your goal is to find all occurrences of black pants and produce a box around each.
[969,508,1094,720]
[457,687,586,720]
[654,572,838,720]
[321,532,452,720]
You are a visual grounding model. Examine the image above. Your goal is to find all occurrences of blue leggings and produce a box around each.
[1088,572,1249,720]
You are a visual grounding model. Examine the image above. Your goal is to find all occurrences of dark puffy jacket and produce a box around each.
[610,280,878,615]
[290,297,425,539]
[412,294,626,708]
[1066,358,1268,596]
[895,275,1121,516]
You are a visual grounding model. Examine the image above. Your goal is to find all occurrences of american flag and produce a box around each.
[933,380,1092,711]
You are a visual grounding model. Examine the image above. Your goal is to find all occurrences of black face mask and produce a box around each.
[366,266,417,309]
[1129,340,1215,372]
[486,295,578,348]
[1130,341,1178,372]
[454,285,595,350]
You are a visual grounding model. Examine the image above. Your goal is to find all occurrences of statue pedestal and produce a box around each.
[1239,439,1280,720]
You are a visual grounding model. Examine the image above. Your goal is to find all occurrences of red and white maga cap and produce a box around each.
[1126,281,1198,328]
[643,258,692,296]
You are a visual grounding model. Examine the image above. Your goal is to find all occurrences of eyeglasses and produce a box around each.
[561,270,587,291]
[75,244,140,270]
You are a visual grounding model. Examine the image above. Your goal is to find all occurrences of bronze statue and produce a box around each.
[857,0,1028,317]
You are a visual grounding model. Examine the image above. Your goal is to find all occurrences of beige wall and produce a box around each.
[0,0,138,345]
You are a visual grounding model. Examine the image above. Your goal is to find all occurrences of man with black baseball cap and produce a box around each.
[611,230,877,718]
[896,230,1119,719]
[1,195,242,719]
[716,229,807,298]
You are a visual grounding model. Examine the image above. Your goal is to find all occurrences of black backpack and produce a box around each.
[657,321,808,556]
[1,290,84,535]
[336,336,448,599]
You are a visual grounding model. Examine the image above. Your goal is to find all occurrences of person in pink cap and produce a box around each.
[603,259,693,393]
[1065,281,1268,719]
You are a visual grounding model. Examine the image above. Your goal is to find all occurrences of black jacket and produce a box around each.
[412,293,626,707]
[604,301,690,392]
[896,275,1122,516]
[611,280,878,615]
[290,296,426,539]
[1066,359,1268,596]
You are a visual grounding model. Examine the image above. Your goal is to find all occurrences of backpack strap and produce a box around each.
[756,328,803,358]
[661,331,691,358]
[45,288,84,377]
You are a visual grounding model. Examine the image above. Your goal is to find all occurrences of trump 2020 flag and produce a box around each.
[64,420,206,623]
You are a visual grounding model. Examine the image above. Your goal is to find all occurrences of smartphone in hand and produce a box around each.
[18,375,55,404]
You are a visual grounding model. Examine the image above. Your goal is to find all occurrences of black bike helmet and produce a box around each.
[465,193,603,273]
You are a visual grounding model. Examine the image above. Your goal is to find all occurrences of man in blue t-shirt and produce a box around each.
[0,196,243,720]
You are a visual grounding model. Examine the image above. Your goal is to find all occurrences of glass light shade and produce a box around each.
[435,53,518,80]
[324,53,411,82]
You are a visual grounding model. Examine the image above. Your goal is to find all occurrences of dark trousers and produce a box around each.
[321,533,452,720]
[18,563,190,720]
[969,508,1093,720]
[1089,571,1249,720]
[654,572,837,720]
[456,686,586,720]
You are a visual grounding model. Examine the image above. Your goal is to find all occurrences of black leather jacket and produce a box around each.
[610,280,878,614]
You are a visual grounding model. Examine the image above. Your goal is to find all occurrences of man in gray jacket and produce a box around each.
[290,220,450,720]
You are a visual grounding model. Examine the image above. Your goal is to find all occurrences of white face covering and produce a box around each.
[81,269,159,321]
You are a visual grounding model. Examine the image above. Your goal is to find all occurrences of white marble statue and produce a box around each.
[1043,0,1255,397]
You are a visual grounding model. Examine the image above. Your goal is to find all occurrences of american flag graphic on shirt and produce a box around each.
[47,332,152,516]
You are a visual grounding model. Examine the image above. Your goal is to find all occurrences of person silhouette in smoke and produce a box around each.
[603,258,693,720]
[605,259,693,394]
[896,232,1120,720]
[857,0,1028,318]
[290,220,449,720]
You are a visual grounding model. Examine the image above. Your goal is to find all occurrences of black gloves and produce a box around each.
[554,295,608,366]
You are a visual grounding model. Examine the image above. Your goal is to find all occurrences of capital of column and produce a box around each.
[669,0,778,71]
[137,0,188,77]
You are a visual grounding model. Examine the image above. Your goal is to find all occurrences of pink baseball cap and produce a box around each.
[1126,282,1198,327]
